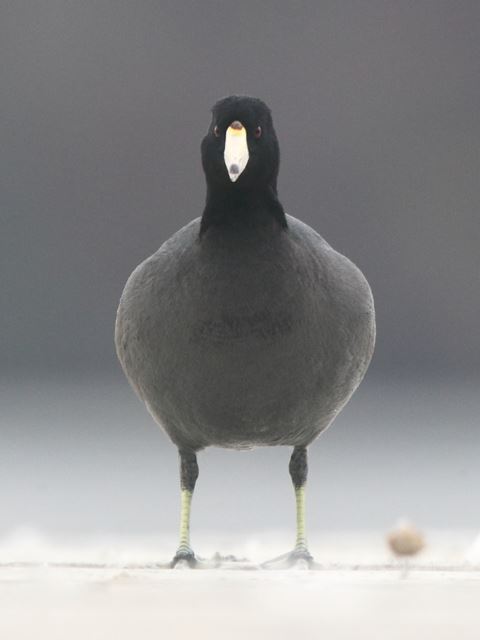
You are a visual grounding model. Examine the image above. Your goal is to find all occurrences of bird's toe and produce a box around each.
[262,548,319,570]
[170,548,198,569]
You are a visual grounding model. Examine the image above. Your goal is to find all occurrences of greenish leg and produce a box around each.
[171,449,199,567]
[289,446,313,563]
[294,485,308,552]
[177,488,193,555]
[262,446,315,568]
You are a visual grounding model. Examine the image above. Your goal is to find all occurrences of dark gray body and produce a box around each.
[115,214,375,451]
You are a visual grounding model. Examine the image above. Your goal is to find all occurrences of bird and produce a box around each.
[115,95,375,568]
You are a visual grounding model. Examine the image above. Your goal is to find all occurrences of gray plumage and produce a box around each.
[115,213,375,452]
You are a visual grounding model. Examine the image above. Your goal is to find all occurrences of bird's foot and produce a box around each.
[170,547,198,569]
[261,547,319,570]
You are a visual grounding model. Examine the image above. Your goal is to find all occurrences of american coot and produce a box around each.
[115,96,375,568]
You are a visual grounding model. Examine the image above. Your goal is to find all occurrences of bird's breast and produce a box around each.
[116,219,375,449]
[191,307,295,344]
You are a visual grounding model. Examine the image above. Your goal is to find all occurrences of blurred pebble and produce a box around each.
[387,521,425,557]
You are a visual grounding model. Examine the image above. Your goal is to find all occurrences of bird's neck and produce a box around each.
[199,184,287,236]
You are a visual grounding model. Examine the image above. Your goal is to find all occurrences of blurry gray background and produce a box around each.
[1,2,479,541]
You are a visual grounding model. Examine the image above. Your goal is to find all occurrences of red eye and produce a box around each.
[213,125,220,137]
[254,126,262,138]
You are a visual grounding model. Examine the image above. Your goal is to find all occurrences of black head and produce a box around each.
[199,96,286,235]
[201,95,280,191]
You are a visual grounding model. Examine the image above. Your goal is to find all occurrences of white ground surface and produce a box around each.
[1,531,479,639]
